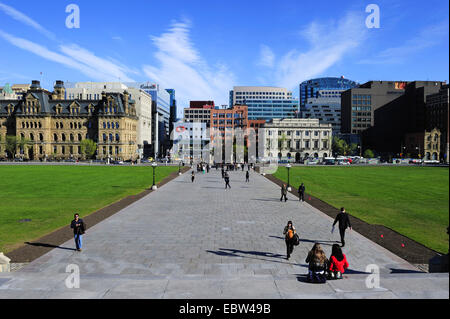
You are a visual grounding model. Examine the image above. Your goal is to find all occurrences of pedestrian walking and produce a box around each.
[245,171,250,183]
[305,243,328,283]
[298,183,305,202]
[328,244,349,280]
[224,173,231,189]
[207,164,210,173]
[280,184,288,202]
[191,171,195,183]
[221,167,225,179]
[242,164,245,172]
[70,213,86,252]
[283,221,296,260]
[332,207,352,247]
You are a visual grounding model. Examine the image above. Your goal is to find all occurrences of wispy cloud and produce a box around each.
[143,20,235,107]
[358,21,449,65]
[0,2,55,39]
[0,3,136,83]
[0,29,135,82]
[260,11,367,90]
[258,45,275,68]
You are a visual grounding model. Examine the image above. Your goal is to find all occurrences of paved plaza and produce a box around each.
[0,169,448,299]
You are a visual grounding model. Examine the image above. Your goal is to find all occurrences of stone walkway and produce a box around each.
[0,169,448,299]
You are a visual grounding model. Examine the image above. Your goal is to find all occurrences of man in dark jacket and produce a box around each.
[298,183,305,202]
[70,213,86,252]
[332,207,352,247]
[246,171,250,183]
[280,184,288,202]
[224,173,231,189]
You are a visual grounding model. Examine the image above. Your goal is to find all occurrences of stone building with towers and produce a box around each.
[0,80,139,161]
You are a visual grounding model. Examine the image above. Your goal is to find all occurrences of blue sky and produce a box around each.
[0,0,448,113]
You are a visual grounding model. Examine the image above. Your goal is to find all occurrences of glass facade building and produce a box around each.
[299,77,359,113]
[229,86,298,122]
[243,99,299,121]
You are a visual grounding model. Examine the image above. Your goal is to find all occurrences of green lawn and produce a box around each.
[274,166,449,253]
[0,165,179,253]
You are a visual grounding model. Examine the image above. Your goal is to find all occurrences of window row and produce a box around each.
[21,121,42,129]
[102,122,120,129]
[102,133,121,143]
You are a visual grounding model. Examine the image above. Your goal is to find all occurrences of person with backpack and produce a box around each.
[283,221,296,260]
[245,171,250,183]
[328,244,349,280]
[280,184,288,202]
[298,183,305,202]
[70,213,86,252]
[191,171,195,183]
[305,243,328,283]
[332,207,352,247]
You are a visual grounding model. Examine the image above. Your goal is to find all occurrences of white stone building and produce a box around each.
[261,118,332,162]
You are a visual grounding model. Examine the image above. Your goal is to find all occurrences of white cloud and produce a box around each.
[0,30,135,82]
[143,20,235,107]
[358,21,449,65]
[0,4,136,83]
[260,12,367,90]
[258,45,275,68]
[59,44,135,82]
[0,2,55,39]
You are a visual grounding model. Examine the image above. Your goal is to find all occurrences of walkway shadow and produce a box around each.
[251,198,283,202]
[25,242,76,251]
[206,248,308,268]
[299,239,339,247]
[345,268,371,275]
[201,186,227,189]
[269,235,285,240]
[390,268,425,274]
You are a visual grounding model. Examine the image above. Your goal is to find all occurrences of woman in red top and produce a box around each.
[328,244,349,279]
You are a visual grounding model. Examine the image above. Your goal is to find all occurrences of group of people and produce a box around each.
[280,183,306,202]
[283,208,352,283]
[196,163,210,174]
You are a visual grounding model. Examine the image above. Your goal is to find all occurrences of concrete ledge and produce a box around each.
[0,253,11,273]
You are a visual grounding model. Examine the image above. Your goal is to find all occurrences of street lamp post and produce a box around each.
[286,163,292,191]
[152,162,158,190]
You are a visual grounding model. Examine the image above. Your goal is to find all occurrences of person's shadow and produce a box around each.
[25,242,77,251]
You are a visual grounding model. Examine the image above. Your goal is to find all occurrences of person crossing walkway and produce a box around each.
[298,183,305,202]
[283,221,296,260]
[332,207,352,247]
[280,184,288,202]
[224,172,231,189]
[245,171,250,183]
[70,213,86,252]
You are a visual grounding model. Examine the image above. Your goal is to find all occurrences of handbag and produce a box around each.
[293,233,300,246]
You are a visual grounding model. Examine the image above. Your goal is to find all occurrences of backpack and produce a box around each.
[288,229,294,239]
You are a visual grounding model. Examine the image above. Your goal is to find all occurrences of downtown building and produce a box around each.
[183,101,215,126]
[127,82,174,159]
[344,81,447,160]
[229,86,299,121]
[65,82,153,158]
[300,77,359,135]
[171,121,210,163]
[0,80,139,161]
[262,118,333,162]
[0,83,31,100]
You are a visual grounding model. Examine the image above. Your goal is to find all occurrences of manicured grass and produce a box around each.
[274,166,449,253]
[0,165,179,253]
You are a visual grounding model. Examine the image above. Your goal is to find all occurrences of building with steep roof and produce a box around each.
[0,80,139,161]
